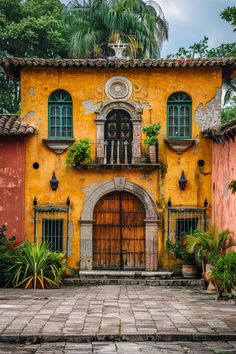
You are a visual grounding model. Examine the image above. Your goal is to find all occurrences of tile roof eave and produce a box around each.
[202,117,236,143]
[0,114,37,136]
[1,56,236,81]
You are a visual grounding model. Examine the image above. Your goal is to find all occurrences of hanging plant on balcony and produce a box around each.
[65,139,91,171]
[142,123,161,164]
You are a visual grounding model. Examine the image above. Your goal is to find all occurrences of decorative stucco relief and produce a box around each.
[105,76,132,101]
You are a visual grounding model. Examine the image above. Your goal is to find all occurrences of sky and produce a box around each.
[62,0,236,58]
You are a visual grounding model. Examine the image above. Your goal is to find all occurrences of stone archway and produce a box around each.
[80,177,158,271]
[95,100,143,164]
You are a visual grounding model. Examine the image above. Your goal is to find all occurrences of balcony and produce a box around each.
[74,139,160,172]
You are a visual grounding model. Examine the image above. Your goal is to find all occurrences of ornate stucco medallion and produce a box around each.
[105,76,132,101]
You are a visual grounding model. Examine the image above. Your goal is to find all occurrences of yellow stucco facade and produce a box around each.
[21,65,221,270]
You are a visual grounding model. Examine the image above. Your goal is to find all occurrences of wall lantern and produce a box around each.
[178,171,187,191]
[50,171,59,191]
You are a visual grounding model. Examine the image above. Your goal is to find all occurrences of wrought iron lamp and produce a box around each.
[50,171,59,191]
[178,171,187,190]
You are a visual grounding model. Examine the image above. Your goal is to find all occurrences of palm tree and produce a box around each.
[65,0,168,59]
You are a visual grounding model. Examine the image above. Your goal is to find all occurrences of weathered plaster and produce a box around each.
[212,140,236,249]
[195,88,222,130]
[0,137,25,240]
[20,65,219,268]
[82,99,98,114]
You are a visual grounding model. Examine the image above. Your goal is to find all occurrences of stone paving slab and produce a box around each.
[0,286,235,341]
[1,341,236,354]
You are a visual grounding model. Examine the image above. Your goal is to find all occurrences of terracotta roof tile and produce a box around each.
[0,115,37,136]
[202,118,236,143]
[1,57,236,81]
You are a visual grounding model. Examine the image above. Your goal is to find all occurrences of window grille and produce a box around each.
[33,197,70,257]
[48,90,73,138]
[167,206,207,241]
[167,92,192,139]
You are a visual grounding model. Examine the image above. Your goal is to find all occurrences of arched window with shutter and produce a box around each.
[167,92,192,139]
[48,90,73,138]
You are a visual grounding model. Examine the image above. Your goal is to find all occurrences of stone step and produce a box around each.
[63,277,201,287]
[78,270,173,279]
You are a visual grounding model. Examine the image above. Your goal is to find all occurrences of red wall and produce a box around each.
[212,140,236,251]
[0,137,25,241]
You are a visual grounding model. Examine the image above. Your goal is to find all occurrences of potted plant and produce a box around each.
[186,226,230,291]
[142,123,161,164]
[166,238,198,278]
[66,139,91,172]
[211,252,236,297]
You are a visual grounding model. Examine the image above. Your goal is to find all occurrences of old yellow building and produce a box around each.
[1,56,234,271]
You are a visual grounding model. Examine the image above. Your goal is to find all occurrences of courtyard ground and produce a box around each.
[0,285,236,353]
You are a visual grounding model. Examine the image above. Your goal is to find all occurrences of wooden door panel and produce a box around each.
[121,192,145,270]
[93,191,145,270]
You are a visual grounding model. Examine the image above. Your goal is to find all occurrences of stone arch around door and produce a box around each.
[80,177,158,271]
[95,100,143,164]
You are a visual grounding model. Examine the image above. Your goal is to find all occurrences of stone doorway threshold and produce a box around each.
[79,270,172,279]
[64,270,201,286]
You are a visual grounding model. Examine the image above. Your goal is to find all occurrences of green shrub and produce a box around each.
[211,252,236,293]
[66,139,91,171]
[0,225,18,287]
[8,241,65,289]
[142,123,161,145]
[186,226,229,264]
[166,238,195,265]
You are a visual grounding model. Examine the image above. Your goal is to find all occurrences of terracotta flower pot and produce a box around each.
[205,263,217,293]
[149,144,157,164]
[182,264,198,278]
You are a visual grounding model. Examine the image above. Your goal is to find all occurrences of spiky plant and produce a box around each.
[8,241,65,289]
[186,226,230,265]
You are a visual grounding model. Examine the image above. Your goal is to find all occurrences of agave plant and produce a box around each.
[8,241,65,289]
[186,226,230,266]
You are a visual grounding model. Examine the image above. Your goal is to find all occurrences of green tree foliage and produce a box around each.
[221,6,236,32]
[0,69,20,114]
[66,0,168,59]
[0,0,69,113]
[167,36,236,59]
[0,0,68,57]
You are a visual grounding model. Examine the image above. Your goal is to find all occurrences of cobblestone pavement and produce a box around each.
[0,285,236,353]
[0,286,236,339]
[1,341,236,354]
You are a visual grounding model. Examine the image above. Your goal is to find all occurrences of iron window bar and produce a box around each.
[167,204,208,241]
[33,197,71,259]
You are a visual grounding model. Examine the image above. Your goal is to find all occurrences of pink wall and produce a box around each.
[0,137,25,241]
[212,140,236,250]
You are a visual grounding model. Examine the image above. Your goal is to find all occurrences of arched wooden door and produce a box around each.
[93,191,145,270]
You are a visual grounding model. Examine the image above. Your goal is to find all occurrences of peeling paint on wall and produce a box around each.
[195,88,221,130]
[0,137,25,240]
[82,99,98,114]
